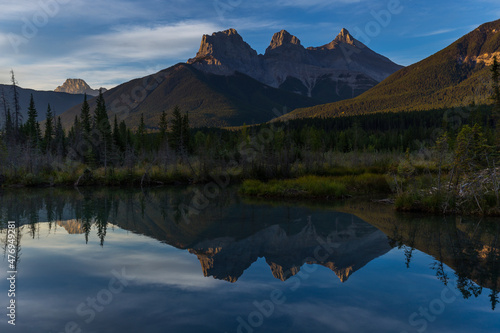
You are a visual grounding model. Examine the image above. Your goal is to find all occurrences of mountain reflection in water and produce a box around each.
[0,187,499,333]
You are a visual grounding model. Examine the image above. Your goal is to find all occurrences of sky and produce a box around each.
[0,0,499,91]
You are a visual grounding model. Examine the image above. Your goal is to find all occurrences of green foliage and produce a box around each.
[24,94,41,146]
[454,124,488,175]
[239,173,391,199]
[80,93,91,135]
[169,106,190,153]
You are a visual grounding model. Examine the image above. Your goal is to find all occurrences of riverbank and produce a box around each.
[2,155,499,217]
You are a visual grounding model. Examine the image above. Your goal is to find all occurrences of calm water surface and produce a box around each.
[0,187,499,333]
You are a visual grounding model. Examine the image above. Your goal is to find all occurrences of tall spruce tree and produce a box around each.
[80,93,91,135]
[10,70,21,136]
[93,90,112,166]
[169,106,189,153]
[43,104,54,153]
[54,117,66,157]
[25,94,41,145]
[136,113,146,152]
[158,110,168,144]
[0,87,9,132]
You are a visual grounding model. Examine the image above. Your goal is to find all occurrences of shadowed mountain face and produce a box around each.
[188,28,403,103]
[0,84,85,122]
[58,63,318,129]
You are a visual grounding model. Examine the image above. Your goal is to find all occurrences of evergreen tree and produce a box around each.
[4,108,13,138]
[10,70,21,136]
[25,94,41,146]
[182,111,190,152]
[158,109,168,143]
[112,115,124,152]
[80,93,91,135]
[93,90,112,166]
[136,113,146,151]
[54,117,66,157]
[169,106,190,153]
[119,120,128,148]
[0,87,9,132]
[43,104,54,153]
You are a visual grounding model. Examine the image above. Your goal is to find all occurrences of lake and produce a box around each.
[0,187,499,333]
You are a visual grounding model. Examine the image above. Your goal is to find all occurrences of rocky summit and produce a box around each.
[55,79,106,97]
[188,28,403,103]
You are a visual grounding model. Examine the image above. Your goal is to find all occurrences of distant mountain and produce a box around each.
[0,84,85,122]
[55,79,105,96]
[281,19,500,120]
[188,28,403,104]
[57,28,401,129]
[58,63,318,129]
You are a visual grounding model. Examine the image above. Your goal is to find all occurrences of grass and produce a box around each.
[239,174,391,199]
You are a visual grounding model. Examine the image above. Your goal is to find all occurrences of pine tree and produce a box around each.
[4,108,13,138]
[0,87,9,132]
[158,109,168,144]
[10,70,21,136]
[93,90,112,166]
[80,93,91,135]
[25,94,40,146]
[169,106,190,153]
[54,117,66,157]
[119,120,128,148]
[112,115,124,152]
[182,111,190,153]
[43,104,54,153]
[136,113,146,152]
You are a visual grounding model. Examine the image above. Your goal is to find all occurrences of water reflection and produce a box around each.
[0,187,499,315]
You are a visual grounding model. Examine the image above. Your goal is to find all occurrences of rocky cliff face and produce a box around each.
[55,79,106,96]
[188,28,403,103]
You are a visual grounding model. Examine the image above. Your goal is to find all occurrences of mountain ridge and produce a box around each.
[0,84,85,122]
[280,19,500,120]
[188,28,403,103]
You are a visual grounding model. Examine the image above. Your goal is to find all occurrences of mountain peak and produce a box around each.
[188,28,257,61]
[334,28,356,45]
[268,30,301,50]
[221,28,239,36]
[54,79,104,96]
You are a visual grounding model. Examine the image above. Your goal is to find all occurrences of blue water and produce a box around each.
[0,188,498,333]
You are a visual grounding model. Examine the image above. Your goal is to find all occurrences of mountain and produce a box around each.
[57,28,401,129]
[280,19,500,120]
[0,84,85,122]
[54,79,105,96]
[58,63,318,129]
[188,28,403,104]
[189,218,391,283]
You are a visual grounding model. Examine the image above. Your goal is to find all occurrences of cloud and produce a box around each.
[0,20,222,90]
[77,21,221,61]
[414,28,458,38]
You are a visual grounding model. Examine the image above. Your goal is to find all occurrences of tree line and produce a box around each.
[0,58,498,185]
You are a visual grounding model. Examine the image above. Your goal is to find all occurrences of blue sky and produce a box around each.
[0,0,499,91]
